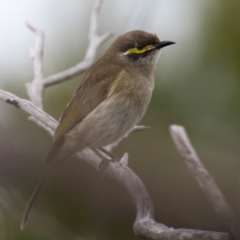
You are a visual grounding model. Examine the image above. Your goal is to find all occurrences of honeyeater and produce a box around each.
[21,30,175,229]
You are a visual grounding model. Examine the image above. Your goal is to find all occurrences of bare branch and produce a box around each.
[0,89,57,132]
[134,219,231,240]
[25,22,44,109]
[170,125,240,239]
[132,125,150,132]
[105,126,150,152]
[0,90,231,240]
[42,0,114,87]
[79,144,231,240]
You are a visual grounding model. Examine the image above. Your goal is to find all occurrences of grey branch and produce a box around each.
[42,0,114,87]
[170,125,240,239]
[80,133,231,240]
[132,125,150,132]
[134,220,231,240]
[25,22,44,109]
[0,89,231,240]
[0,89,57,131]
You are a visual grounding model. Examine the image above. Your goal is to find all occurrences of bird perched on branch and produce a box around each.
[21,30,175,229]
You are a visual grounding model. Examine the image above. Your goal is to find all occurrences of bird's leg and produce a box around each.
[90,148,110,171]
[90,147,118,172]
[97,147,119,161]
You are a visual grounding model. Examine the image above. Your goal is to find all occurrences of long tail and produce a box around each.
[20,164,58,230]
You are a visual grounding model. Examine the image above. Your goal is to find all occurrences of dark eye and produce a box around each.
[136,45,143,50]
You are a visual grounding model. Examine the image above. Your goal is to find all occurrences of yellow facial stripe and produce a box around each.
[124,45,152,55]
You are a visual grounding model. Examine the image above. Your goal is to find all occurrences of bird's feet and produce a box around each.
[90,147,119,172]
[99,157,119,172]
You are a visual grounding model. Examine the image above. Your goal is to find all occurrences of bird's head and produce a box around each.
[106,30,175,68]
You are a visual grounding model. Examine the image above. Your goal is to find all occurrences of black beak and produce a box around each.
[155,41,176,49]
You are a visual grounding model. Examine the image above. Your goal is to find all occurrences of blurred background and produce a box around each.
[0,0,240,239]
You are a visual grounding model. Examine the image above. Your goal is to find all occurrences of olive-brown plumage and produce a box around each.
[21,30,175,229]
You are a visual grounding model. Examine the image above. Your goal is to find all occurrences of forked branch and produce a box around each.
[42,0,114,87]
[0,89,232,240]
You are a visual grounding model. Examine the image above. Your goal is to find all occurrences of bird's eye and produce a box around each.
[136,45,143,50]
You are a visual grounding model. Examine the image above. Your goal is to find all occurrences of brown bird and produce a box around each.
[21,30,175,229]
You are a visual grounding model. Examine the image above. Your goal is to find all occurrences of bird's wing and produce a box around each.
[21,62,124,228]
[55,65,122,141]
[46,61,122,162]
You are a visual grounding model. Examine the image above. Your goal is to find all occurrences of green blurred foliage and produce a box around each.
[0,0,240,239]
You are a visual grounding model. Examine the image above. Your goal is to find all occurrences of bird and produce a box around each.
[21,30,175,229]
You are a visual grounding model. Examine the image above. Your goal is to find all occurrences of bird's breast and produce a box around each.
[68,73,154,149]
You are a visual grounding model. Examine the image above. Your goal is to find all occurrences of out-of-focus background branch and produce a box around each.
[0,0,240,240]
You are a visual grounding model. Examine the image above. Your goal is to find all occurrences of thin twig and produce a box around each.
[105,126,150,152]
[42,0,114,87]
[170,124,240,239]
[25,22,44,109]
[132,125,150,132]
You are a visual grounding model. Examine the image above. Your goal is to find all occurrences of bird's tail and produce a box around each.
[20,164,58,230]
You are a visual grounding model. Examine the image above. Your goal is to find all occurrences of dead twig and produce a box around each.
[42,0,114,87]
[0,89,231,239]
[25,22,44,109]
[170,125,240,239]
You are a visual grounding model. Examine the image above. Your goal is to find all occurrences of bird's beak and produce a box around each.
[155,41,176,49]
